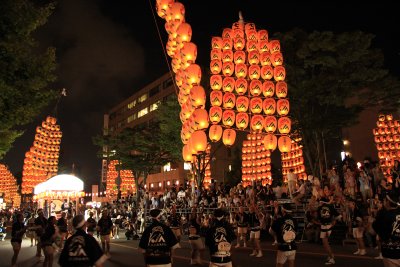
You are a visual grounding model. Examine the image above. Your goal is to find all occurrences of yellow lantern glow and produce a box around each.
[210,91,223,106]
[264,134,277,151]
[274,66,286,81]
[186,64,202,85]
[258,29,268,41]
[222,77,235,92]
[247,40,258,51]
[278,136,292,153]
[176,23,192,43]
[260,52,272,66]
[261,65,273,80]
[190,86,206,108]
[276,81,288,98]
[235,112,249,130]
[222,129,236,146]
[222,28,233,39]
[166,2,185,23]
[234,51,246,64]
[250,97,263,113]
[277,99,290,116]
[262,81,275,97]
[264,116,277,133]
[210,75,222,90]
[248,51,260,65]
[249,80,262,96]
[234,37,245,50]
[222,38,232,50]
[180,42,197,63]
[222,110,235,127]
[223,92,236,109]
[192,109,209,130]
[209,125,223,142]
[271,52,283,66]
[278,117,291,134]
[222,62,234,76]
[190,130,208,154]
[209,106,222,124]
[251,115,264,131]
[211,37,223,49]
[222,50,233,63]
[156,0,174,19]
[210,59,222,74]
[248,65,260,80]
[210,49,222,61]
[235,78,248,95]
[236,96,249,112]
[235,63,247,78]
[269,40,281,53]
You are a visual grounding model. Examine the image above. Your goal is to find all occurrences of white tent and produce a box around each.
[34,174,84,195]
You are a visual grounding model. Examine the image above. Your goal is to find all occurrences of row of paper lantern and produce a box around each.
[25,150,59,159]
[0,164,20,206]
[106,160,135,197]
[210,49,282,67]
[373,127,400,135]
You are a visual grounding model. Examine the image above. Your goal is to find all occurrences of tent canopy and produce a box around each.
[34,174,84,195]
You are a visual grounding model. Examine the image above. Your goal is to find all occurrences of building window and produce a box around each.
[164,78,173,88]
[149,86,160,97]
[138,94,147,103]
[137,107,148,118]
[150,101,160,112]
[128,100,137,109]
[127,115,134,123]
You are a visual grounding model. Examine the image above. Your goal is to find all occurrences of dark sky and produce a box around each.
[3,0,400,189]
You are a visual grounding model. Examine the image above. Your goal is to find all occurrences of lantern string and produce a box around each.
[147,0,179,96]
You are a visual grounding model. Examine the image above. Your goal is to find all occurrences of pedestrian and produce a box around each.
[97,209,113,257]
[86,211,97,236]
[34,209,48,258]
[139,208,180,267]
[287,169,298,199]
[271,204,298,267]
[168,205,182,242]
[234,206,248,248]
[348,200,367,255]
[26,213,37,247]
[59,214,108,267]
[57,212,68,249]
[41,216,59,267]
[205,208,236,267]
[188,207,204,265]
[11,213,27,267]
[248,205,263,257]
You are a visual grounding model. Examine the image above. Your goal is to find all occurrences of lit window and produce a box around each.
[138,94,147,103]
[184,162,191,170]
[137,107,148,118]
[127,100,137,109]
[127,115,135,123]
[163,162,171,172]
[150,101,161,112]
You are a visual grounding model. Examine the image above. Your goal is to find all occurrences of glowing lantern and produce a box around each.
[222,110,235,127]
[248,51,260,65]
[209,125,223,142]
[278,117,291,134]
[235,78,248,95]
[186,64,202,85]
[209,106,222,124]
[262,81,275,97]
[247,40,258,51]
[234,37,245,50]
[233,28,244,38]
[263,98,276,115]
[180,42,197,63]
[260,65,273,80]
[234,51,246,64]
[260,52,272,66]
[264,116,277,133]
[193,109,209,130]
[210,60,222,74]
[249,80,262,96]
[222,50,233,63]
[235,112,249,130]
[276,82,288,98]
[222,77,235,92]
[247,30,258,41]
[258,41,269,53]
[248,65,260,80]
[236,96,249,112]
[210,49,222,61]
[251,115,264,131]
[210,91,223,106]
[245,23,256,33]
[250,97,263,114]
[222,62,234,76]
[211,37,223,49]
[182,145,193,162]
[278,136,292,153]
[222,28,233,39]
[171,58,181,73]
[274,66,286,81]
[264,134,277,151]
[277,99,290,116]
[175,70,184,87]
[258,29,268,41]
[222,38,232,50]
[235,63,247,78]
[222,129,236,146]
[269,40,281,53]
[156,0,174,18]
[166,2,185,23]
[210,75,222,90]
[223,92,236,109]
[271,52,283,66]
[190,130,208,153]
[176,23,192,43]
[190,86,206,108]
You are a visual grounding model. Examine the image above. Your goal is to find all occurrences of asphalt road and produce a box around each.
[0,233,385,267]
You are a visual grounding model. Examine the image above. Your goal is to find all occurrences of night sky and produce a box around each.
[3,0,400,190]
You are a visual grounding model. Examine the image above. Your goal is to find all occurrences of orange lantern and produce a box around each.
[166,2,185,23]
[222,110,235,127]
[222,129,236,146]
[176,23,192,43]
[235,112,249,130]
[233,37,245,50]
[209,106,222,124]
[222,62,234,76]
[246,30,258,41]
[277,99,290,116]
[245,23,256,33]
[223,92,236,109]
[186,64,202,85]
[192,109,209,130]
[258,29,268,41]
[278,136,292,153]
[222,38,232,50]
[210,49,222,61]
[247,40,258,51]
[248,65,260,80]
[222,28,233,39]
[261,65,273,80]
[264,134,277,151]
[234,51,246,64]
[262,81,275,97]
[260,52,272,66]
[180,42,197,63]
[235,63,247,78]
[210,59,222,74]
[263,98,276,115]
[274,66,286,81]
[222,50,233,63]
[211,37,223,49]
[276,81,288,98]
[236,96,249,112]
[271,52,283,66]
[251,115,264,131]
[190,86,206,108]
[210,75,222,90]
[258,40,269,53]
[235,78,248,95]
[269,40,281,53]
[264,116,277,133]
[278,117,292,134]
[210,91,223,106]
[249,80,262,96]
[222,77,235,92]
[250,97,263,114]
[233,28,244,38]
[209,125,223,142]
[156,0,174,18]
[190,130,208,153]
[248,51,260,65]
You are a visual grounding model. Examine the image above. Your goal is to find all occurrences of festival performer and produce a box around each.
[97,210,113,257]
[11,213,27,267]
[248,205,263,257]
[168,205,182,242]
[234,206,248,248]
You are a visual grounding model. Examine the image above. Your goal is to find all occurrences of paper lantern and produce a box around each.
[234,37,245,50]
[210,59,222,74]
[192,109,209,130]
[210,75,222,90]
[276,81,288,98]
[176,23,192,43]
[262,81,275,97]
[222,50,233,63]
[269,40,281,53]
[209,106,222,124]
[233,28,244,38]
[245,23,256,33]
[271,52,283,66]
[223,92,236,109]
[277,99,290,116]
[260,52,272,66]
[247,30,258,41]
[222,110,235,127]
[274,66,286,81]
[233,78,247,95]
[236,96,249,112]
[247,40,258,51]
[278,117,291,134]
[222,129,236,146]
[234,51,246,64]
[222,38,232,50]
[278,136,292,153]
[248,65,260,80]
[190,130,208,153]
[209,125,223,142]
[190,86,206,108]
[211,37,223,49]
[264,134,277,151]
[263,98,276,115]
[222,28,233,39]
[387,114,394,121]
[264,116,277,133]
[251,115,264,131]
[222,77,235,92]
[186,64,202,85]
[156,0,174,18]
[210,91,223,106]
[250,97,263,114]
[249,80,262,96]
[166,2,185,23]
[222,62,234,76]
[258,29,268,41]
[180,42,197,63]
[235,112,249,130]
[210,49,222,61]
[171,58,181,73]
[248,51,260,65]
[235,63,247,78]
[261,65,273,80]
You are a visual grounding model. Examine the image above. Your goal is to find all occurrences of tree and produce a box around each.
[0,0,57,158]
[276,29,400,177]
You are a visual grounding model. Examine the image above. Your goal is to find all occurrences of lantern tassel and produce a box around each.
[238,11,244,26]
